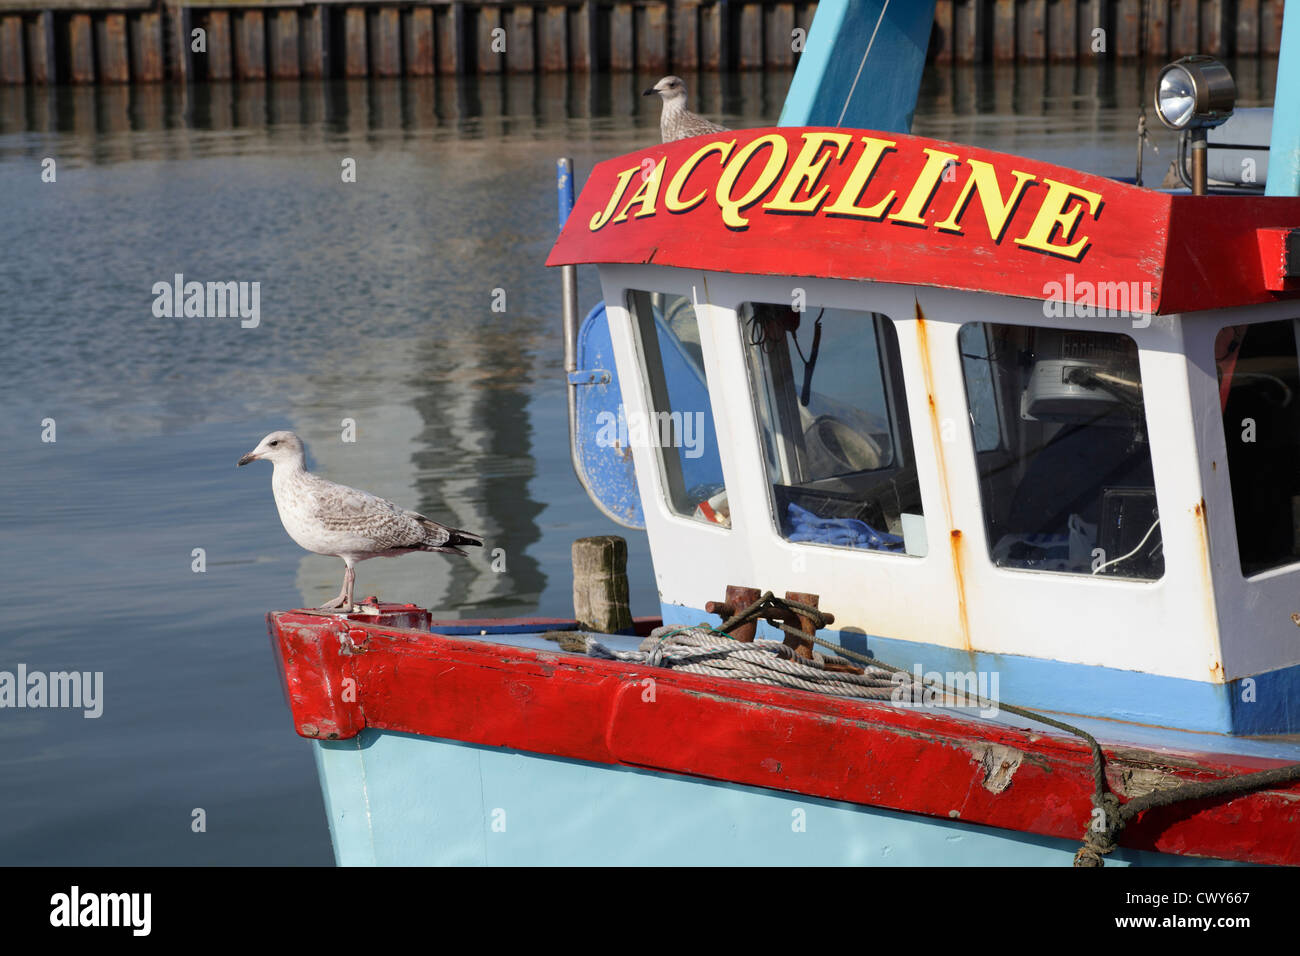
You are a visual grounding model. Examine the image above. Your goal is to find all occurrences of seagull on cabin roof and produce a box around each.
[238,430,482,611]
[643,76,729,143]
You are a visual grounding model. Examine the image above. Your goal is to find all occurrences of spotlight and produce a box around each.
[1154,56,1237,194]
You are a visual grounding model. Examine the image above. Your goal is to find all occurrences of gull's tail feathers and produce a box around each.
[414,516,483,556]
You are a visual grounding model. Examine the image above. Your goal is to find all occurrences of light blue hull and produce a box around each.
[313,730,1240,866]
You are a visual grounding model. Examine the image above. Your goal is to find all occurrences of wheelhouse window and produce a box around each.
[627,290,730,527]
[1215,319,1300,575]
[743,304,926,555]
[958,323,1163,579]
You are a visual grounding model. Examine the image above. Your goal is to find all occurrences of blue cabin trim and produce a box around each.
[658,602,1300,737]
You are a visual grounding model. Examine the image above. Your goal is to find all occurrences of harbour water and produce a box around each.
[0,59,1278,864]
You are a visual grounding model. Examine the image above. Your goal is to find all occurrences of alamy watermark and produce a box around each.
[1042,274,1155,327]
[50,886,150,936]
[0,665,103,718]
[890,664,1000,718]
[595,405,706,460]
[151,273,260,328]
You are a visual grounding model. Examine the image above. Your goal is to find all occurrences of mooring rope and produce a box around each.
[587,590,1300,866]
[588,626,900,699]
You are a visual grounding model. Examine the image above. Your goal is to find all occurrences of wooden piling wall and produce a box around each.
[0,0,1287,84]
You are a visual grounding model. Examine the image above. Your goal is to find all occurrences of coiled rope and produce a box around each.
[587,590,1300,866]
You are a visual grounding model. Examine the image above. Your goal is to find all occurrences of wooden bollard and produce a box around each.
[572,536,633,634]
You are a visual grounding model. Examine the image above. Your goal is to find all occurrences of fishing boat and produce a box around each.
[267,2,1300,865]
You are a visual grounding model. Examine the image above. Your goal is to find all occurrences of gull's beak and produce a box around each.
[237,451,259,467]
[643,88,656,96]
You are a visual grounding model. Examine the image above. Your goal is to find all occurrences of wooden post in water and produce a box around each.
[269,9,301,79]
[478,4,501,73]
[932,0,954,63]
[1019,0,1046,61]
[405,7,434,75]
[738,3,761,68]
[437,2,465,74]
[370,7,401,76]
[766,2,793,69]
[97,13,130,83]
[1237,0,1260,55]
[610,4,633,71]
[207,11,234,81]
[1170,0,1199,56]
[131,10,165,82]
[1261,0,1284,55]
[540,4,566,71]
[570,1,597,71]
[0,15,23,84]
[302,6,330,78]
[344,7,367,76]
[572,536,633,634]
[992,0,1015,60]
[27,11,55,84]
[509,5,535,73]
[673,0,699,71]
[643,2,668,73]
[68,13,95,83]
[1049,0,1077,61]
[235,10,267,80]
[168,6,192,81]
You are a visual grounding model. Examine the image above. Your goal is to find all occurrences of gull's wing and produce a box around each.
[304,477,429,551]
[304,476,482,553]
[668,112,729,142]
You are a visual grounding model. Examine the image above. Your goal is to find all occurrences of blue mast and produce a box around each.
[1265,6,1300,197]
[778,0,937,133]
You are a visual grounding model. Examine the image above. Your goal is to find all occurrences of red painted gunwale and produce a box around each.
[545,126,1300,314]
[268,605,1300,865]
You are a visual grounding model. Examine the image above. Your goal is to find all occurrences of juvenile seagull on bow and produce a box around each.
[643,76,729,143]
[238,430,482,610]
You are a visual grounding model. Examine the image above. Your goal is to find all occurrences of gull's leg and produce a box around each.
[320,564,356,610]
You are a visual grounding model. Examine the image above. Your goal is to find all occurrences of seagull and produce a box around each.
[238,430,482,610]
[643,76,729,143]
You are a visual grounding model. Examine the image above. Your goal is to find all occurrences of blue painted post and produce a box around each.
[1265,8,1300,196]
[777,0,937,134]
[557,156,576,229]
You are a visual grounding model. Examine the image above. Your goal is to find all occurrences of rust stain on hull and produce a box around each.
[1192,497,1224,683]
[914,298,972,654]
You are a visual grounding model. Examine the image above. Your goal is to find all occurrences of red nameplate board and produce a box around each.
[547,127,1300,315]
